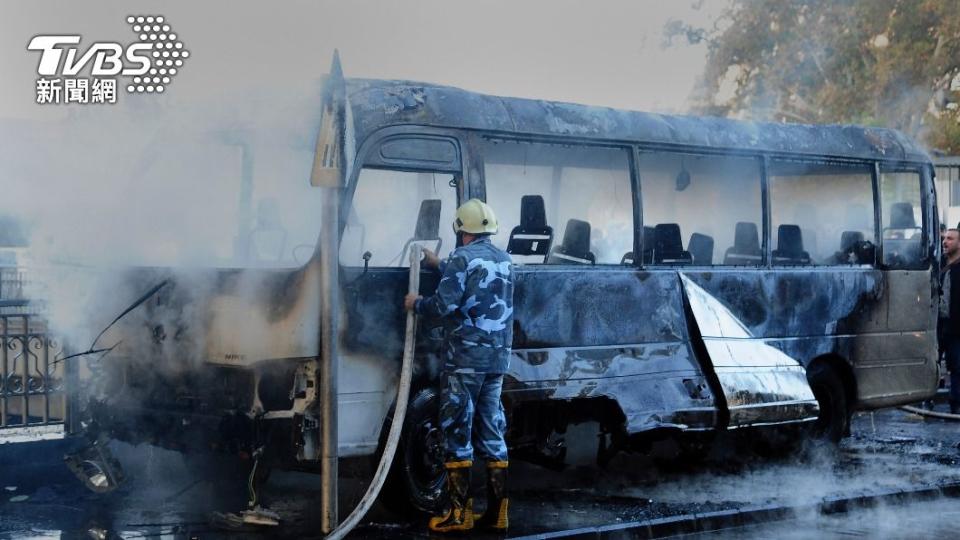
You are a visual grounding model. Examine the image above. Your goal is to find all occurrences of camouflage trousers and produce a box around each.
[439,372,508,462]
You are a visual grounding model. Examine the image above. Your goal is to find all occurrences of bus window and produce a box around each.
[340,168,458,267]
[768,161,876,266]
[880,169,927,269]
[482,139,633,265]
[638,152,762,266]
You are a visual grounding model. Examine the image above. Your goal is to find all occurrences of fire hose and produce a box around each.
[900,405,960,421]
[325,244,421,540]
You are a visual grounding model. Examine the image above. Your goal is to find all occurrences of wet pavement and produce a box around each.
[680,497,960,539]
[1,406,960,539]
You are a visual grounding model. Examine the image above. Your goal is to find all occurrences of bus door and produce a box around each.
[860,165,938,406]
[337,133,462,455]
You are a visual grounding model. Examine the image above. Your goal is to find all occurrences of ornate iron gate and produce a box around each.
[0,267,70,439]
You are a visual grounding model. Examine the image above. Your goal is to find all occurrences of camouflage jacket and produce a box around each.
[415,237,514,373]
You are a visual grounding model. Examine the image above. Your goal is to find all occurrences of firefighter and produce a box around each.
[403,198,514,533]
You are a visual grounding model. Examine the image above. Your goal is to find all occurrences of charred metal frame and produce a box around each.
[62,79,941,510]
[338,80,937,443]
[319,187,340,533]
[339,125,472,235]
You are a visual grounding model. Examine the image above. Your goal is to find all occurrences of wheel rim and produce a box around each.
[407,417,446,496]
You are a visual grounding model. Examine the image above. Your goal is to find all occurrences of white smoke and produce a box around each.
[0,81,326,354]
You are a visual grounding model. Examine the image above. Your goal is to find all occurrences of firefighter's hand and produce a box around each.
[404,293,422,312]
[421,248,440,269]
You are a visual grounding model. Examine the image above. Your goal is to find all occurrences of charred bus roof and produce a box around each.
[345,79,931,164]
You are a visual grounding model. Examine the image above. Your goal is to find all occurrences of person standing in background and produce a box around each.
[939,228,960,413]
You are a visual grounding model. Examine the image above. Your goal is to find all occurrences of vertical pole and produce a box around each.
[314,49,348,534]
[319,186,340,533]
[65,337,78,434]
[20,316,28,425]
[42,332,49,424]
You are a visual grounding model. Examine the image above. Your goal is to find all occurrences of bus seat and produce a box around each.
[723,222,762,265]
[400,199,442,265]
[772,224,811,265]
[840,230,864,253]
[889,202,917,229]
[547,219,595,265]
[833,230,874,264]
[688,233,714,265]
[653,223,692,265]
[506,195,553,262]
[642,226,655,264]
[622,226,657,266]
[883,202,923,266]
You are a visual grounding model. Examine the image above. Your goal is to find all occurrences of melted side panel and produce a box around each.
[343,266,723,433]
[341,263,934,442]
[505,344,716,432]
[680,274,818,428]
[505,268,719,432]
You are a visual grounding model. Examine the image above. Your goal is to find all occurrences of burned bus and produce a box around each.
[71,70,939,513]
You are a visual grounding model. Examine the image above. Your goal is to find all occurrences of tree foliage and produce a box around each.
[686,0,960,153]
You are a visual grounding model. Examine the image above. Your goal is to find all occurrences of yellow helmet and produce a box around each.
[453,199,499,235]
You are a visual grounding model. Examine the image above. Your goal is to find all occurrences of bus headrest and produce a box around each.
[777,224,805,256]
[688,233,714,265]
[654,223,684,255]
[415,199,441,240]
[889,202,916,229]
[560,219,591,258]
[841,230,864,252]
[734,222,761,253]
[520,195,547,229]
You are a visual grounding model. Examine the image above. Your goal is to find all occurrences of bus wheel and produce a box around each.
[807,363,849,443]
[379,387,447,516]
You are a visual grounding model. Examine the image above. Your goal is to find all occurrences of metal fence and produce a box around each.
[0,267,67,430]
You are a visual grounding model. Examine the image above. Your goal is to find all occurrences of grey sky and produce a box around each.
[1,0,723,118]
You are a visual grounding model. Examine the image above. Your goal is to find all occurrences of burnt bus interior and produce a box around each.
[70,80,939,513]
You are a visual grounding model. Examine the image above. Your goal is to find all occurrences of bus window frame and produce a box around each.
[763,156,879,268]
[928,162,941,266]
[922,163,936,268]
[634,146,767,269]
[877,161,934,271]
[339,126,470,258]
[761,155,772,268]
[345,127,936,273]
[477,134,639,269]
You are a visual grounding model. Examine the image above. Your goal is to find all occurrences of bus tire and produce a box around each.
[807,363,849,443]
[378,387,447,516]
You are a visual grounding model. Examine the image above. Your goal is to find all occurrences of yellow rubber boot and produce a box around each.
[428,461,474,533]
[474,460,509,532]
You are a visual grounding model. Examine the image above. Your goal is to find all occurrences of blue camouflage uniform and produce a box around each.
[415,236,514,462]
